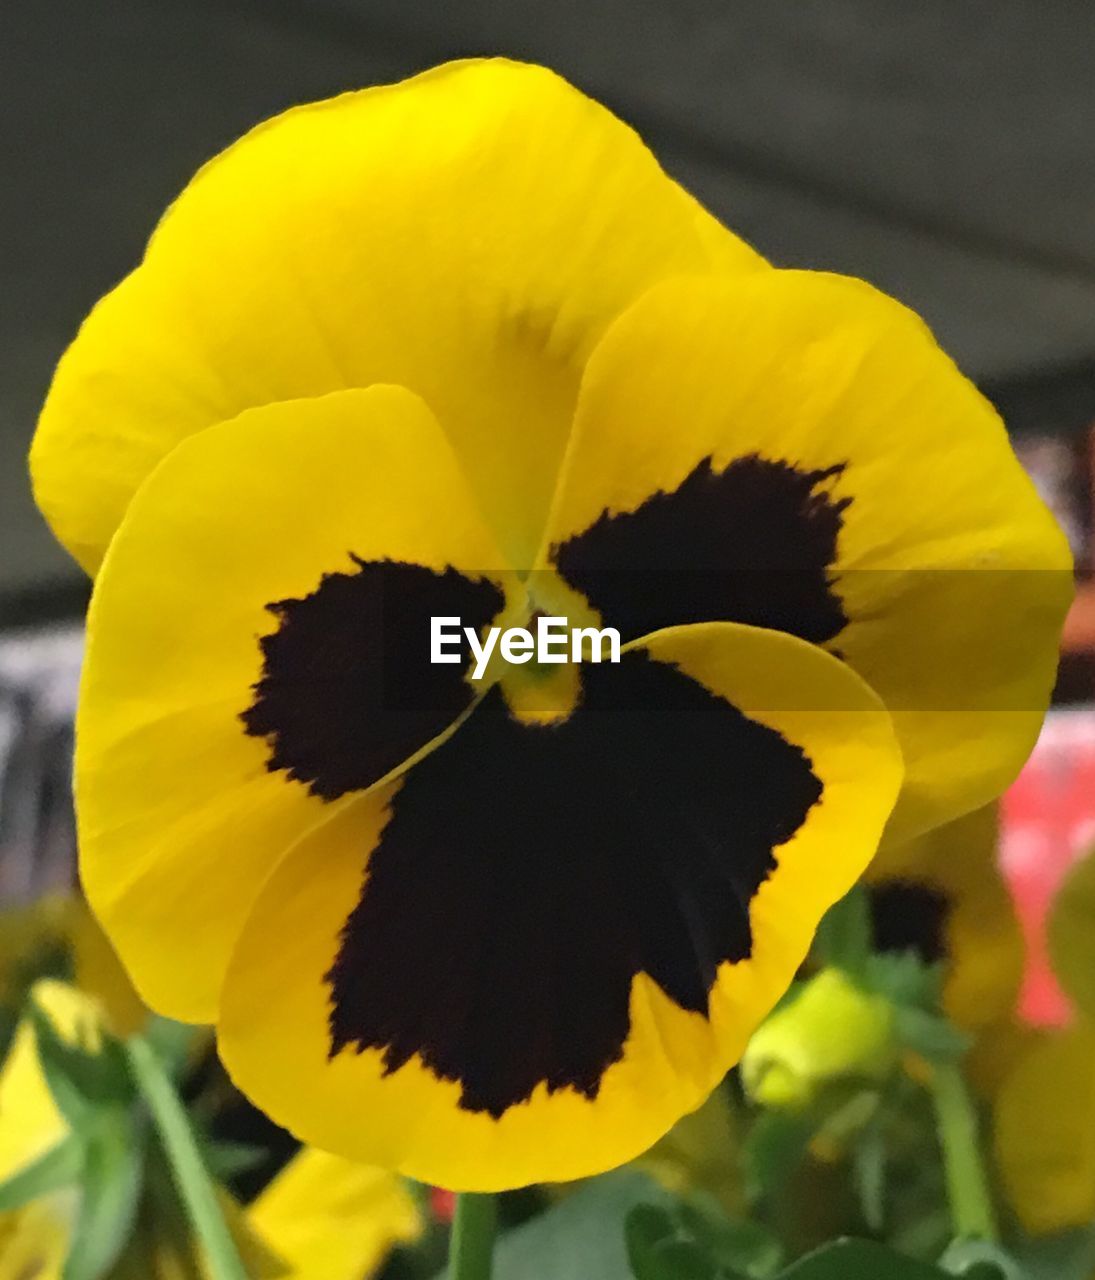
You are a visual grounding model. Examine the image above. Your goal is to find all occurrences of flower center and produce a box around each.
[497,628,583,726]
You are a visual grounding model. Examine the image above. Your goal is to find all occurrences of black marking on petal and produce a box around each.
[325,650,822,1118]
[869,880,951,964]
[241,559,504,801]
[552,455,851,644]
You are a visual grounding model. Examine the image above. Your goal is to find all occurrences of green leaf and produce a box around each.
[624,1203,727,1279]
[626,1204,677,1256]
[1015,1226,1095,1280]
[0,1133,84,1211]
[893,1007,970,1063]
[142,1015,201,1081]
[938,1239,1022,1279]
[677,1196,782,1277]
[889,1209,953,1265]
[28,997,134,1132]
[778,1239,947,1278]
[124,1034,249,1280]
[448,1171,671,1280]
[1048,849,1095,1019]
[201,1138,269,1181]
[63,1112,146,1280]
[743,1109,815,1201]
[851,1123,887,1232]
[139,1141,211,1280]
[623,1205,704,1279]
[631,1239,722,1280]
[864,952,942,1011]
[814,889,872,977]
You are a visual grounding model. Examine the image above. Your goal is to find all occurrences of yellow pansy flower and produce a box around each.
[0,982,420,1279]
[866,806,1024,1036]
[30,60,1068,1190]
[995,848,1095,1234]
[994,1021,1095,1235]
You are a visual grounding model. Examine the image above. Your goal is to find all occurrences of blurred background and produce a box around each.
[2,0,1095,1020]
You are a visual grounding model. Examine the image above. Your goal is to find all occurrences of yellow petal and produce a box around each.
[0,1200,72,1280]
[78,385,517,1024]
[539,270,1072,843]
[218,622,900,1189]
[0,981,102,1280]
[31,58,763,575]
[248,1149,421,1280]
[0,981,102,1178]
[68,897,148,1040]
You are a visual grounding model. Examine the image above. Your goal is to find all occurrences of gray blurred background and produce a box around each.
[4,0,1095,616]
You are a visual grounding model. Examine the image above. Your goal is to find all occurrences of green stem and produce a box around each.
[449,1192,497,1280]
[929,1061,998,1242]
[124,1035,249,1280]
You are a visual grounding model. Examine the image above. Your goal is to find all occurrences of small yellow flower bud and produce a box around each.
[742,969,897,1109]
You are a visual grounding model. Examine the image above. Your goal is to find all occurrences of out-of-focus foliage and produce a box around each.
[635,1090,743,1215]
[0,805,1093,1278]
[0,978,422,1279]
[0,896,146,1054]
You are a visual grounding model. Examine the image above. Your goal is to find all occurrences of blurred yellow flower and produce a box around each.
[0,895,147,1040]
[866,806,1024,1037]
[0,896,71,1008]
[994,1021,1095,1235]
[0,981,99,1280]
[0,1197,71,1280]
[249,1147,422,1280]
[0,981,421,1278]
[994,849,1095,1235]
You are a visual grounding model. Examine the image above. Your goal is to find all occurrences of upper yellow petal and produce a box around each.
[31,58,763,574]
